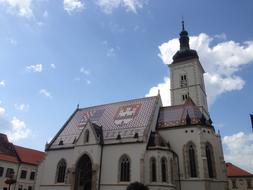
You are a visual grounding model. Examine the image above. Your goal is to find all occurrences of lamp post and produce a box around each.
[5,171,17,190]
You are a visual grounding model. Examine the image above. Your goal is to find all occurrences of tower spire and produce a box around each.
[182,18,185,31]
[179,20,190,51]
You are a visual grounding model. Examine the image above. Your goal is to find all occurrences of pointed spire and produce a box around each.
[179,20,190,51]
[182,19,185,31]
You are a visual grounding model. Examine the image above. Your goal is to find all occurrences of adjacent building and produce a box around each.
[226,162,253,190]
[36,23,228,190]
[0,133,45,190]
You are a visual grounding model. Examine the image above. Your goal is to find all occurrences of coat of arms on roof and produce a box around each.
[114,103,141,125]
[79,109,105,127]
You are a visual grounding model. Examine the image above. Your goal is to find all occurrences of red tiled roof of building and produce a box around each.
[15,146,45,166]
[226,162,253,177]
[0,153,19,163]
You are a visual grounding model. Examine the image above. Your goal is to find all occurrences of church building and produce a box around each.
[36,23,228,190]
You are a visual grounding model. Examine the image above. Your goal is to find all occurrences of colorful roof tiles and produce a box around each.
[49,96,160,149]
[158,97,210,129]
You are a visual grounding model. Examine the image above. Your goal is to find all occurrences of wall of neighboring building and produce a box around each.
[15,163,38,190]
[228,177,253,190]
[0,160,19,190]
[0,161,39,190]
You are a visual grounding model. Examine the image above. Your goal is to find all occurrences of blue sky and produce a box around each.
[0,0,253,172]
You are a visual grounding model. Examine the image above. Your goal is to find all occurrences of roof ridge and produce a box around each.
[79,95,158,110]
[15,145,45,154]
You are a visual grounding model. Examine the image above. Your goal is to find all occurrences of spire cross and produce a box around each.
[182,18,185,31]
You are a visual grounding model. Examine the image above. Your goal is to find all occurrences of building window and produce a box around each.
[161,157,167,182]
[18,185,23,190]
[119,155,130,182]
[150,157,157,182]
[6,168,14,177]
[180,74,188,87]
[56,159,67,183]
[232,179,237,189]
[84,130,89,143]
[182,94,188,101]
[30,171,35,180]
[20,170,27,179]
[189,145,197,177]
[28,186,32,190]
[206,143,216,178]
[247,179,252,188]
[0,167,4,177]
[3,188,8,190]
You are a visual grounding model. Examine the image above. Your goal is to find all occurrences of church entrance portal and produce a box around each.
[75,154,92,190]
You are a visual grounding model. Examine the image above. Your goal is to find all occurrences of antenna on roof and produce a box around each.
[77,104,80,109]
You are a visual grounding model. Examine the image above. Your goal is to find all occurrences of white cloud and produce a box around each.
[223,132,253,173]
[156,33,253,105]
[0,80,5,87]
[6,117,31,141]
[145,77,171,106]
[80,67,90,76]
[0,104,31,141]
[63,0,85,14]
[0,106,5,116]
[14,103,29,112]
[43,10,48,18]
[26,64,43,72]
[39,89,52,98]
[0,0,33,17]
[86,79,91,85]
[50,64,56,69]
[97,0,145,14]
[107,47,116,57]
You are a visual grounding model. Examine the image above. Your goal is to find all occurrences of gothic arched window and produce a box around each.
[119,155,130,182]
[161,157,167,182]
[150,157,157,182]
[84,130,89,143]
[56,159,67,183]
[206,143,216,178]
[189,144,197,177]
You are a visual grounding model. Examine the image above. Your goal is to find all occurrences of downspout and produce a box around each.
[168,149,181,190]
[14,163,21,190]
[98,140,104,190]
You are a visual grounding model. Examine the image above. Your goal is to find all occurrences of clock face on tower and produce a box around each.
[114,103,141,125]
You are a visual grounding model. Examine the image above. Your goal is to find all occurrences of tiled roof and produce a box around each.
[226,163,253,177]
[157,97,210,129]
[0,154,19,163]
[15,146,45,166]
[0,133,45,165]
[49,96,159,149]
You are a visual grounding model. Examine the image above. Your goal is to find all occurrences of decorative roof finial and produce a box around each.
[182,17,185,31]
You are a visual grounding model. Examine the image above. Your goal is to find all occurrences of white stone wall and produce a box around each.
[158,126,227,190]
[100,143,146,190]
[169,59,209,117]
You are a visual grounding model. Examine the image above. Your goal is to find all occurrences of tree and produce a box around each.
[126,182,149,190]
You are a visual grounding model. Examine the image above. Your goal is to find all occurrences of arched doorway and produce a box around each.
[75,154,92,190]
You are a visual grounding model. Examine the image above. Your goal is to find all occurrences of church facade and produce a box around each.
[36,23,228,190]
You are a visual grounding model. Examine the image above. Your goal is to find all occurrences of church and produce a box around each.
[36,23,228,190]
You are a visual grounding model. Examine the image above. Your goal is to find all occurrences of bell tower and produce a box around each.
[169,21,209,117]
